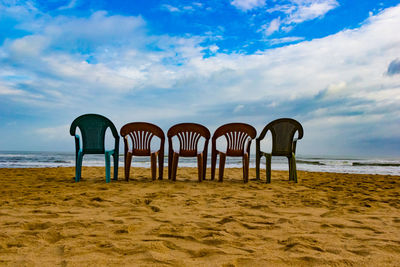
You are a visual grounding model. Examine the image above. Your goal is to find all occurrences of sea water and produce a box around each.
[1,151,399,175]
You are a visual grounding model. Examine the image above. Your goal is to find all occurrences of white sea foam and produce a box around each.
[0,151,399,175]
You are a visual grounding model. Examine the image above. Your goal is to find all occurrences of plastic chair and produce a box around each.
[167,123,210,182]
[256,118,304,183]
[120,122,165,181]
[211,123,256,183]
[70,114,119,183]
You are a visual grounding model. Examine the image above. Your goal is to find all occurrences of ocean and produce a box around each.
[0,151,399,175]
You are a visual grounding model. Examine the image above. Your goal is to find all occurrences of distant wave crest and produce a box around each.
[352,162,400,167]
[296,160,325,166]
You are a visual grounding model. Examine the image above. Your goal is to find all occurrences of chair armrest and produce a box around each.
[218,151,226,156]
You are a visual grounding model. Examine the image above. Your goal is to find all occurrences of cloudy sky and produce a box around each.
[1,0,400,157]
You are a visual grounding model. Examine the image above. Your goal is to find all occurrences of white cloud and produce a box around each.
[58,0,77,10]
[0,0,41,20]
[36,124,70,140]
[0,84,25,95]
[161,2,206,13]
[162,4,180,13]
[262,18,281,36]
[287,0,339,24]
[4,5,399,107]
[268,36,305,45]
[1,3,400,155]
[231,0,266,11]
[208,44,219,53]
[325,81,347,96]
[233,104,245,113]
[263,0,339,34]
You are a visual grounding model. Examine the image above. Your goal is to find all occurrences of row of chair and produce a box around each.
[70,114,304,183]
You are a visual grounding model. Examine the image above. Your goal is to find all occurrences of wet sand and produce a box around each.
[0,167,399,266]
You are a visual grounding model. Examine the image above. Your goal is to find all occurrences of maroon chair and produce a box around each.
[211,123,257,183]
[120,122,165,181]
[167,123,210,182]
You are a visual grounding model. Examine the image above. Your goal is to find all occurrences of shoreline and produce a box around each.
[1,167,399,266]
[1,166,400,177]
[2,152,400,176]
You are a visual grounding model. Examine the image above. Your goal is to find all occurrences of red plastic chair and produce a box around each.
[120,122,165,181]
[211,123,257,183]
[167,123,210,182]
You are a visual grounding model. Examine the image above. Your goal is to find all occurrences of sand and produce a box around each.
[0,166,399,266]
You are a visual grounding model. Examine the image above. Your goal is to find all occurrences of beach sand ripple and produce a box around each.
[0,167,399,266]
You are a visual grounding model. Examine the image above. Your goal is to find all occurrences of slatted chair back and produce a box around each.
[258,118,303,156]
[167,123,210,157]
[212,123,257,156]
[120,122,165,156]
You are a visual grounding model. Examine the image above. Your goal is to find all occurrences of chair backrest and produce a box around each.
[167,123,210,157]
[70,114,118,154]
[258,118,303,156]
[120,122,165,156]
[212,123,257,156]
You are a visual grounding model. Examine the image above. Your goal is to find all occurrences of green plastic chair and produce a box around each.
[70,114,119,183]
[256,118,303,183]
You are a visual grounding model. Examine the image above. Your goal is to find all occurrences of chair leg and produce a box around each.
[158,152,164,180]
[113,152,118,181]
[168,150,173,180]
[125,153,132,181]
[292,153,298,183]
[265,153,272,183]
[202,152,207,181]
[105,152,111,183]
[75,151,83,182]
[150,152,157,181]
[243,153,249,183]
[172,152,179,181]
[288,156,293,181]
[197,153,203,182]
[211,151,217,180]
[256,151,261,180]
[218,152,226,182]
[242,156,246,180]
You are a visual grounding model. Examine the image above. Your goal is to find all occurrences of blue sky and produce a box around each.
[1,0,400,156]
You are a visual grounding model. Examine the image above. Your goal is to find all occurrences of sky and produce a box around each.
[0,0,400,157]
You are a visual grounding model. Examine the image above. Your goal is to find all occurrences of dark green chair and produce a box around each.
[256,118,303,183]
[70,114,119,183]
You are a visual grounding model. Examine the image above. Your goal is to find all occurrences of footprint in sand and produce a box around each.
[22,221,51,230]
[150,206,160,212]
[40,230,64,244]
[217,216,235,225]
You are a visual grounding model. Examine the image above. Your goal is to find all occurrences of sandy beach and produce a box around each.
[0,167,399,266]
